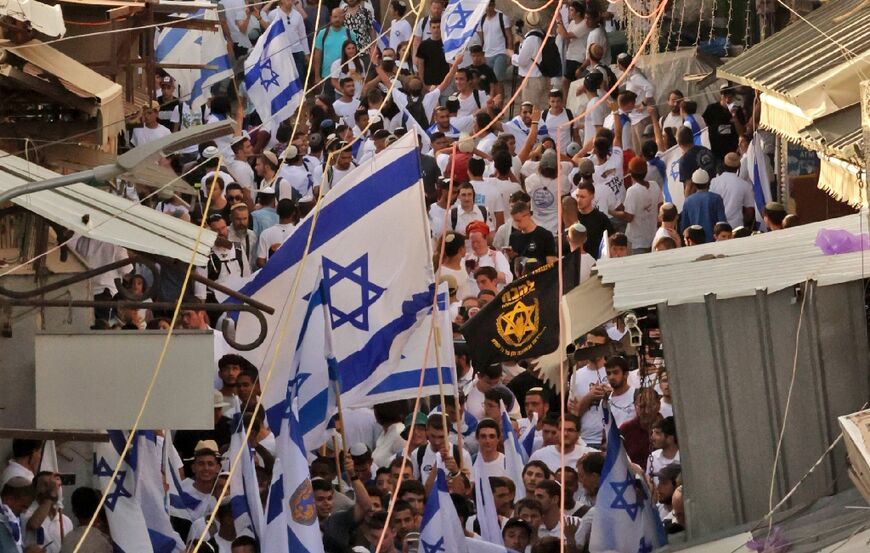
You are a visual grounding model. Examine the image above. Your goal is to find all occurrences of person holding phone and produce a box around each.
[464,221,512,296]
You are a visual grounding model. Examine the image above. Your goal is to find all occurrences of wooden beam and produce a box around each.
[0,66,98,115]
[108,5,144,19]
[0,428,109,441]
[158,18,219,31]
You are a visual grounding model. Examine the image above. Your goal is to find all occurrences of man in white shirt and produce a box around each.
[540,89,577,155]
[467,157,505,230]
[581,73,609,144]
[256,199,297,267]
[473,419,507,479]
[528,414,596,472]
[710,152,756,229]
[454,68,489,118]
[602,91,637,153]
[504,101,549,145]
[21,472,72,553]
[387,0,412,50]
[512,12,549,109]
[568,328,610,448]
[477,0,513,83]
[332,77,361,128]
[171,442,219,522]
[410,417,473,484]
[613,157,663,253]
[449,182,488,233]
[0,441,40,490]
[605,357,636,428]
[660,89,685,136]
[616,53,655,106]
[227,137,256,193]
[277,145,315,202]
[259,0,309,77]
[647,417,680,485]
[583,9,609,65]
[130,101,171,148]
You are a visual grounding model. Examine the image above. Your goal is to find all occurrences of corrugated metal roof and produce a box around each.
[718,0,870,97]
[798,103,863,165]
[0,150,215,266]
[594,211,868,309]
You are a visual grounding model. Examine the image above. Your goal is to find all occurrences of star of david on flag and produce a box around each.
[317,254,385,331]
[589,407,667,553]
[441,0,488,62]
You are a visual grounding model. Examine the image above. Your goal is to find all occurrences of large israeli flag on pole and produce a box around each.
[244,17,304,128]
[589,408,667,553]
[156,9,232,111]
[229,133,453,409]
[441,0,488,62]
[746,132,773,230]
[473,454,504,546]
[500,404,526,501]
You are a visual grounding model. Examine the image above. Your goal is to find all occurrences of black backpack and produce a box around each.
[415,443,461,476]
[529,30,562,78]
[406,95,430,128]
[450,205,488,231]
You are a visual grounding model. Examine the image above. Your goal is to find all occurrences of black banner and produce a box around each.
[460,263,560,369]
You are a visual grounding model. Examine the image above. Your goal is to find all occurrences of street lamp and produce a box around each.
[0,120,235,204]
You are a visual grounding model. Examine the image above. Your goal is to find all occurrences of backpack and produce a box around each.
[590,63,619,99]
[208,246,244,281]
[480,12,512,50]
[471,89,482,109]
[528,30,561,78]
[450,204,488,231]
[405,95,429,128]
[317,26,353,75]
[541,108,574,140]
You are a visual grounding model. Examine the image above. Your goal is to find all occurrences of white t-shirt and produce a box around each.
[130,124,171,147]
[483,176,522,213]
[389,18,412,50]
[590,147,625,203]
[477,452,508,478]
[710,172,755,228]
[332,97,361,127]
[21,503,73,553]
[468,179,506,230]
[429,202,447,239]
[479,11,511,57]
[220,0,253,48]
[528,443,597,473]
[0,460,34,489]
[565,20,589,61]
[583,93,609,143]
[457,89,488,117]
[569,366,608,445]
[660,112,683,134]
[586,27,610,64]
[623,181,663,250]
[410,443,474,483]
[646,449,680,483]
[257,222,296,260]
[525,173,567,236]
[660,400,674,418]
[227,159,255,190]
[602,112,635,153]
[543,109,573,154]
[609,387,637,428]
[440,264,472,301]
[330,59,365,100]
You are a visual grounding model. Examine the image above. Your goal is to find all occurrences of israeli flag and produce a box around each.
[441,0,488,62]
[262,385,323,553]
[155,9,232,111]
[244,17,304,129]
[38,441,63,508]
[589,408,667,553]
[228,402,265,540]
[420,467,468,553]
[519,413,537,463]
[473,454,504,545]
[279,270,339,453]
[746,132,773,230]
[500,404,526,501]
[95,432,184,553]
[229,133,453,409]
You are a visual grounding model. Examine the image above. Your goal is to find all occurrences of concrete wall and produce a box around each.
[658,281,869,538]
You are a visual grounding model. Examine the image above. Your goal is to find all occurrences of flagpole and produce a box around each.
[331,436,344,493]
[556,127,567,553]
[332,377,352,488]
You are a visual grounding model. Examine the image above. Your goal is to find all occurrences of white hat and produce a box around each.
[213,390,230,409]
[258,186,275,195]
[569,222,587,234]
[349,443,371,457]
[203,146,220,159]
[692,168,710,185]
[282,145,298,160]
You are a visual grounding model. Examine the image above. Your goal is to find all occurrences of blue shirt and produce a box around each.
[679,190,727,242]
[314,26,356,78]
[252,207,279,241]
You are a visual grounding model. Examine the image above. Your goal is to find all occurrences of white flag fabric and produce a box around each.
[500,404,526,501]
[229,133,453,409]
[473,454,505,545]
[441,0,488,62]
[518,412,537,463]
[244,17,304,129]
[155,9,232,111]
[263,386,324,553]
[420,467,468,553]
[746,132,773,230]
[589,408,667,553]
[136,434,186,553]
[228,403,265,540]
[38,440,64,509]
[657,126,711,211]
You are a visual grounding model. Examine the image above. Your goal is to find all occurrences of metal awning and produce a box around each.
[798,103,863,166]
[594,210,867,311]
[0,39,124,145]
[0,150,215,265]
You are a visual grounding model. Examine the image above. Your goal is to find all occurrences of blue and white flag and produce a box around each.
[228,402,265,540]
[746,132,773,231]
[95,432,184,553]
[262,385,323,553]
[441,0,488,62]
[229,133,453,409]
[519,413,537,463]
[156,9,232,111]
[280,270,339,453]
[589,408,667,553]
[500,404,526,502]
[420,467,468,553]
[473,454,504,545]
[658,126,710,211]
[244,17,304,128]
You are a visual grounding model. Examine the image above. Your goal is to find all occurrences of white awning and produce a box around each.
[0,150,215,265]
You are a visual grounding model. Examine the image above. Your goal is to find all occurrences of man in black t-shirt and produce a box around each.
[469,44,499,97]
[676,126,717,196]
[702,84,745,159]
[508,201,557,267]
[414,19,449,87]
[574,179,613,259]
[157,76,180,130]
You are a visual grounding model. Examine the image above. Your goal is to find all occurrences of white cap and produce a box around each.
[283,145,298,160]
[349,443,370,457]
[258,186,275,195]
[203,146,220,159]
[692,168,710,185]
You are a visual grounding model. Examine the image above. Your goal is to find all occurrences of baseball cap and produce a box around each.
[160,76,174,86]
[438,274,458,294]
[691,168,710,185]
[539,149,557,171]
[401,411,428,439]
[192,439,222,458]
[577,158,595,176]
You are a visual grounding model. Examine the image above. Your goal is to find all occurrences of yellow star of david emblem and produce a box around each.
[496,299,539,348]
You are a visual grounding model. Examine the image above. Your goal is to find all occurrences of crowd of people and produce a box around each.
[1,0,799,551]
